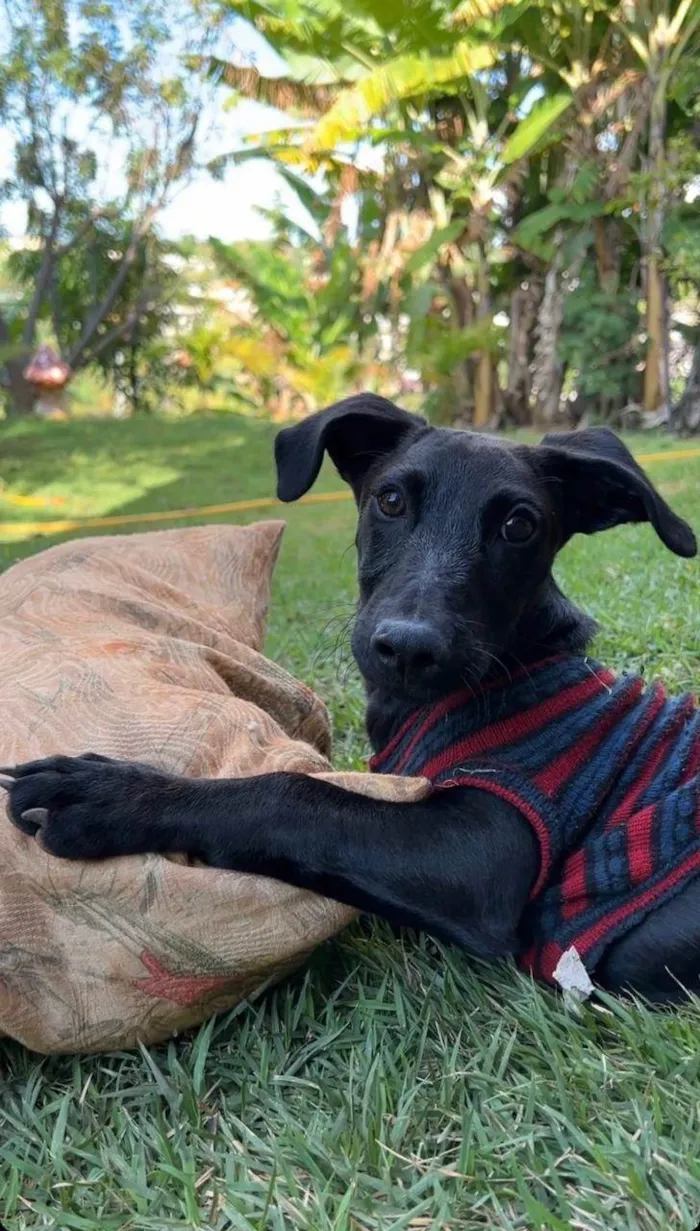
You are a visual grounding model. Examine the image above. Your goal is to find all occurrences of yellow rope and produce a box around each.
[1,492,66,509]
[0,489,354,537]
[627,448,700,464]
[0,446,698,540]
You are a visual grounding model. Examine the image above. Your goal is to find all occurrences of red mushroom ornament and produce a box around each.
[23,345,72,418]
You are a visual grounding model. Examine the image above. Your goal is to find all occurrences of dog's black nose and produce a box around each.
[371,620,446,679]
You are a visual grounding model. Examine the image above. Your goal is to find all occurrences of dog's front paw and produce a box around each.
[1,753,175,860]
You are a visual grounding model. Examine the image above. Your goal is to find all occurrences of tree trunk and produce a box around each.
[531,228,587,428]
[440,263,473,423]
[128,339,140,414]
[531,237,567,428]
[0,315,35,416]
[452,355,472,422]
[643,76,670,413]
[644,254,669,412]
[474,353,492,427]
[503,279,542,425]
[3,364,36,416]
[593,218,621,295]
[670,342,700,434]
[473,240,493,428]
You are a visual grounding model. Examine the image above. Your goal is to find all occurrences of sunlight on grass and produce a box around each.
[16,456,182,518]
[0,453,182,541]
[0,421,254,542]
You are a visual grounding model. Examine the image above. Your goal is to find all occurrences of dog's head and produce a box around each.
[275,394,696,702]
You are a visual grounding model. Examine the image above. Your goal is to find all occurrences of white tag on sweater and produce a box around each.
[553,946,595,1002]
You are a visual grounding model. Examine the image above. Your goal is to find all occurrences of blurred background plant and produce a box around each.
[1,0,699,430]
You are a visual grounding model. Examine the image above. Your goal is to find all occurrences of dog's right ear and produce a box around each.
[275,394,427,502]
[537,426,696,558]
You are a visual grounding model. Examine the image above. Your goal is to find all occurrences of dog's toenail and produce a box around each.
[22,807,49,827]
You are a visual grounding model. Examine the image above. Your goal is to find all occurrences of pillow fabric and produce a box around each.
[0,522,427,1053]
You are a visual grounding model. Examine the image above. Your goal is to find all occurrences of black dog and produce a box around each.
[5,395,700,1002]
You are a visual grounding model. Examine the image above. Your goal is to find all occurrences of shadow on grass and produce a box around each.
[0,415,281,566]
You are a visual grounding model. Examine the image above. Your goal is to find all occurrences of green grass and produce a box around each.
[1,414,700,1230]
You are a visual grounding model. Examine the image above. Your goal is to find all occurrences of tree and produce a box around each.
[210,0,700,429]
[209,0,615,425]
[205,201,371,415]
[666,122,700,432]
[8,218,186,410]
[209,0,507,421]
[619,0,700,413]
[507,0,699,423]
[0,0,218,414]
[672,337,700,433]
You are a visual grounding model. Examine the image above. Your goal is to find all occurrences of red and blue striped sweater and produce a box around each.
[369,656,700,985]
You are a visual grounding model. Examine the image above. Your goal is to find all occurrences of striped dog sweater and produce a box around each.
[369,655,700,984]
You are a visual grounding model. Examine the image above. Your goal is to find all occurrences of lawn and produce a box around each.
[1,413,700,1230]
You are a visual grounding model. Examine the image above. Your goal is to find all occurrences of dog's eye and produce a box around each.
[501,509,537,543]
[376,488,406,518]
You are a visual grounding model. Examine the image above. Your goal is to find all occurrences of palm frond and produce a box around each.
[403,219,466,276]
[501,92,573,165]
[451,0,516,29]
[306,40,497,151]
[578,69,643,125]
[513,200,605,258]
[204,58,343,117]
[225,2,379,68]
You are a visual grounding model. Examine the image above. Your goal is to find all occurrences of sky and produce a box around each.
[159,98,317,243]
[0,18,321,245]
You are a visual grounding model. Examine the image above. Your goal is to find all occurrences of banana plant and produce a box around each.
[611,0,700,412]
[208,0,700,428]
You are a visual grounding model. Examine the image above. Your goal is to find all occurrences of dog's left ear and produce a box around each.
[536,426,696,558]
[275,394,426,502]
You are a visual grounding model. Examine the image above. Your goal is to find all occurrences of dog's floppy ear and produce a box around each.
[537,426,696,558]
[275,393,427,502]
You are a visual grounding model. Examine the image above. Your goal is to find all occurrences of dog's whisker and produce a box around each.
[507,653,537,695]
[479,648,513,684]
[310,615,357,674]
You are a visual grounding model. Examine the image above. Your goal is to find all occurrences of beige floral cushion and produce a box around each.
[0,522,427,1054]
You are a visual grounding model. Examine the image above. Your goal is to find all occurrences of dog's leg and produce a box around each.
[597,880,700,1002]
[4,755,538,961]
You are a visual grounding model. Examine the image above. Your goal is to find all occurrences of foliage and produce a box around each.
[560,270,641,407]
[0,0,219,414]
[7,221,184,408]
[407,310,504,383]
[3,0,700,426]
[183,214,375,414]
[665,208,700,297]
[208,0,700,428]
[663,122,700,298]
